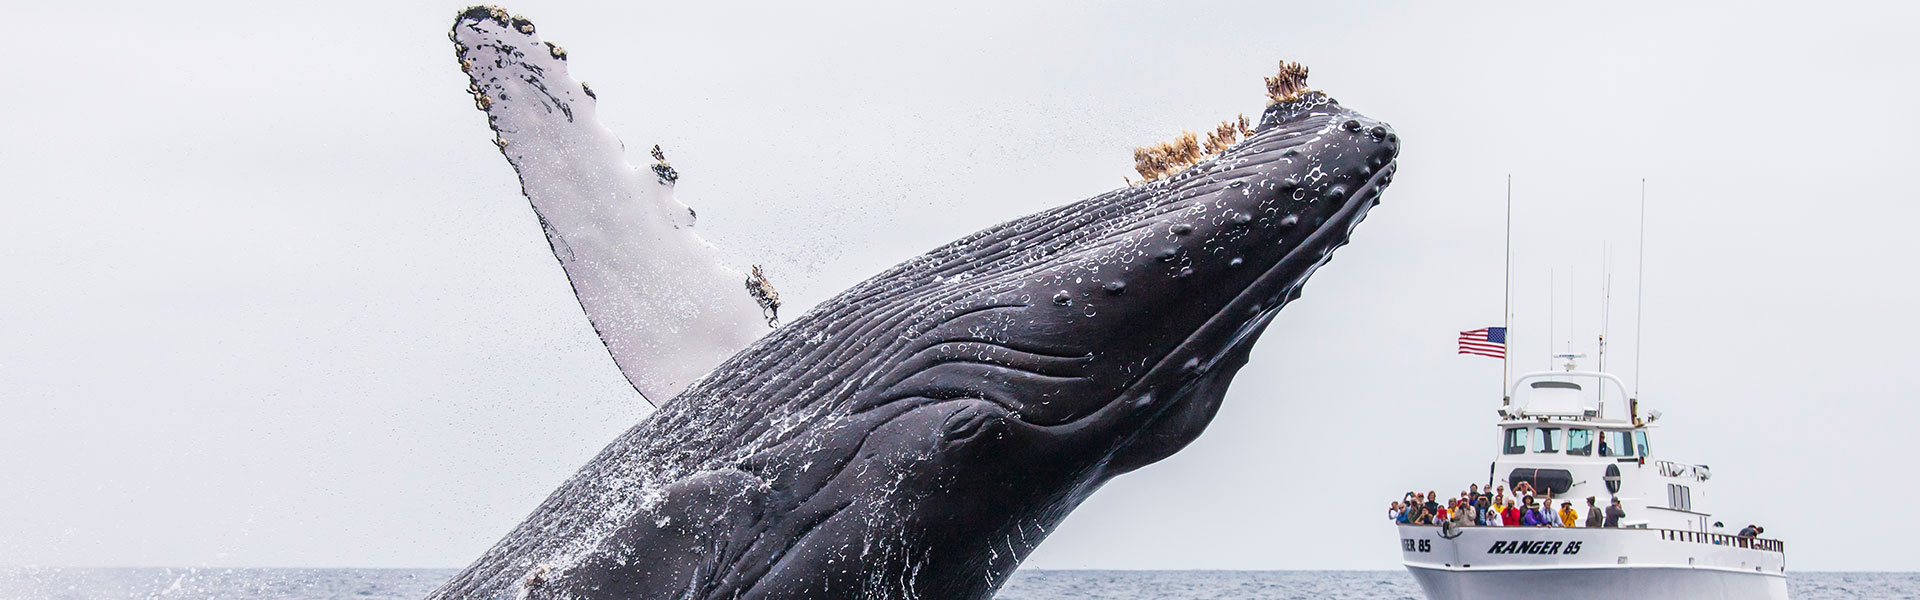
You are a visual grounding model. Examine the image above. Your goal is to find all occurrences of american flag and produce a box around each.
[1458,327,1507,358]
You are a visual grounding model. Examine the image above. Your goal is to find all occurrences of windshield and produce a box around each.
[1532,428,1561,453]
[1566,429,1593,456]
[1601,430,1635,457]
[1503,427,1528,455]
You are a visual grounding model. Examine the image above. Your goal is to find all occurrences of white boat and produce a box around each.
[1395,355,1788,600]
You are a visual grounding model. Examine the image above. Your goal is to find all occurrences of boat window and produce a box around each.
[1600,430,1635,457]
[1566,429,1593,456]
[1634,430,1651,457]
[1667,484,1693,511]
[1532,428,1561,453]
[1503,427,1528,455]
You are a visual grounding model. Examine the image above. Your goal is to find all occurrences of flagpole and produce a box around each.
[1502,175,1513,405]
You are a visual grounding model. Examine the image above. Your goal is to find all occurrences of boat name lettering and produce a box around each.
[1401,538,1431,553]
[1487,540,1581,555]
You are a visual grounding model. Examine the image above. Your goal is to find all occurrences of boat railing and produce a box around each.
[1396,524,1785,554]
[1658,528,1784,553]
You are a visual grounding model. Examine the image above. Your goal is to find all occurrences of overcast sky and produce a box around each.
[3,0,1916,572]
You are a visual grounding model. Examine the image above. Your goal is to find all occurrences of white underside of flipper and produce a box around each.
[452,7,771,405]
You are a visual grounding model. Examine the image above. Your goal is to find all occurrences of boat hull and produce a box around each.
[1397,525,1787,600]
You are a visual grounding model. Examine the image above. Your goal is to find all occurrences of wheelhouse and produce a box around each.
[1488,365,1713,532]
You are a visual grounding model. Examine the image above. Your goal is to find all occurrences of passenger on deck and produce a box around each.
[1388,501,1405,522]
[1474,496,1492,526]
[1503,497,1524,527]
[1452,499,1477,527]
[1604,497,1626,528]
[1584,497,1603,527]
[1486,498,1505,526]
[1558,501,1579,527]
[1521,497,1549,527]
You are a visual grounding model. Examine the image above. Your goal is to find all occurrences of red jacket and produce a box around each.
[1503,506,1523,526]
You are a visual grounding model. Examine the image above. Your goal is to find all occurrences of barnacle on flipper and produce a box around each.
[746,265,781,328]
[650,145,678,184]
[1130,60,1313,184]
[458,5,515,29]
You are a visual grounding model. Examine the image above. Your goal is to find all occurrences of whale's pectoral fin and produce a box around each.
[451,6,772,405]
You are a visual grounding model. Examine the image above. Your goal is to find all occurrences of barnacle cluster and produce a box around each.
[452,7,526,117]
[650,145,678,184]
[1264,60,1311,104]
[745,265,781,327]
[1130,61,1312,184]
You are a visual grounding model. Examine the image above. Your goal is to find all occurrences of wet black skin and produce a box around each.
[430,92,1398,600]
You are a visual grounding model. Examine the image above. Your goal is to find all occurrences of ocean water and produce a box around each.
[1,568,1915,599]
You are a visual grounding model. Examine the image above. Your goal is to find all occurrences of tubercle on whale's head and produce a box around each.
[897,71,1399,437]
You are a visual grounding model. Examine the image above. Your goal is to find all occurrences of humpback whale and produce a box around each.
[435,9,1400,600]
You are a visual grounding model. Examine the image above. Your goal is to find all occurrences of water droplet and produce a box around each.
[1174,266,1194,279]
[1369,126,1387,141]
[1230,212,1252,225]
[1279,214,1301,227]
[1103,280,1127,295]
[1228,257,1244,268]
[1083,305,1098,317]
[1053,291,1072,306]
[1227,180,1246,189]
[1342,119,1362,132]
[1171,223,1194,236]
[1323,185,1349,200]
[1157,247,1179,262]
[1182,357,1201,372]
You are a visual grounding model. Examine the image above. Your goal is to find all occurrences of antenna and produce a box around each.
[1599,243,1613,373]
[1634,178,1648,400]
[1502,175,1513,402]
[1568,264,1576,355]
[1599,244,1613,412]
[1547,268,1555,370]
